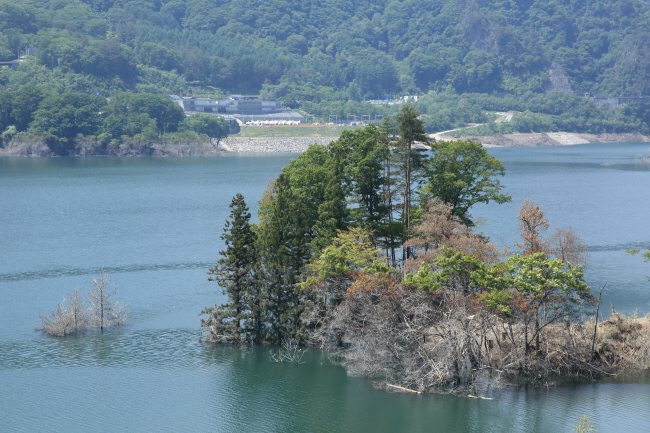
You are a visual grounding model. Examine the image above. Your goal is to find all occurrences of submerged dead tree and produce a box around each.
[38,288,88,337]
[37,271,127,336]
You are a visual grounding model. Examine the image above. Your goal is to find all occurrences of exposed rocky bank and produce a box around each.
[452,132,649,147]
[1,133,647,157]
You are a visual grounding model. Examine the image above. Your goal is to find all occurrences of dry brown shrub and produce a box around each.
[596,313,650,369]
[404,199,502,272]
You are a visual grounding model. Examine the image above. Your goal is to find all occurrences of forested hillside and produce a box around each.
[2,0,650,137]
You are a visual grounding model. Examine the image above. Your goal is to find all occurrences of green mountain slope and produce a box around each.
[1,0,650,138]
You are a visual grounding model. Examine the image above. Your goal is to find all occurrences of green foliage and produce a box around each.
[313,142,349,251]
[30,93,106,141]
[501,253,590,300]
[626,248,650,263]
[572,415,597,433]
[338,126,389,232]
[10,84,45,131]
[1,0,650,135]
[477,252,592,352]
[394,104,430,257]
[205,194,259,342]
[185,113,229,139]
[403,262,437,292]
[256,173,312,344]
[423,139,511,225]
[138,42,182,72]
[404,248,486,293]
[302,227,381,288]
[203,105,515,346]
[104,93,184,134]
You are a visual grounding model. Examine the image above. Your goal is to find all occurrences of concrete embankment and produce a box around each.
[219,132,649,152]
[217,137,337,152]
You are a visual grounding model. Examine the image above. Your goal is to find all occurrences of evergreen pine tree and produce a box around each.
[204,193,258,342]
[312,141,349,251]
[395,104,431,260]
[378,116,402,266]
[340,126,389,237]
[257,173,311,344]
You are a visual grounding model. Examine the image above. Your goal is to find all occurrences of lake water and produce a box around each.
[1,143,649,432]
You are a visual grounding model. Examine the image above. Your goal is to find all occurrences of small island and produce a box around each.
[201,106,650,396]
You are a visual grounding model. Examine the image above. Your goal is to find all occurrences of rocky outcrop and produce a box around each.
[0,138,221,157]
[0,139,56,157]
[546,63,574,94]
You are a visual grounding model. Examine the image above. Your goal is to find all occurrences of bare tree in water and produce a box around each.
[38,271,127,336]
[88,271,117,331]
[38,288,88,337]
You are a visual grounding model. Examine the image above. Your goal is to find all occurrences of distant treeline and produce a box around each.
[0,86,229,152]
[2,0,650,134]
[414,92,650,134]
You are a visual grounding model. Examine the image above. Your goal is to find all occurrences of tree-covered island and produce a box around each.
[202,106,650,395]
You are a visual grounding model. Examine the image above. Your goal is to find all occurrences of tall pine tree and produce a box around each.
[203,193,258,343]
[395,104,431,260]
[257,173,312,344]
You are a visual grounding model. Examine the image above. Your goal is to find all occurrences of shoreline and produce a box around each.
[450,132,649,148]
[1,132,648,156]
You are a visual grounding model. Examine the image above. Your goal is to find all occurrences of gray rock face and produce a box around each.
[546,63,574,94]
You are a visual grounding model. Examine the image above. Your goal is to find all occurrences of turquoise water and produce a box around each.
[1,144,649,432]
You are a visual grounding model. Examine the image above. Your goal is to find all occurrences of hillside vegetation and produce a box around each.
[2,0,650,141]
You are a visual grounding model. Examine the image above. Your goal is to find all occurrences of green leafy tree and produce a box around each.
[30,93,106,141]
[11,84,45,131]
[104,93,184,134]
[0,90,14,134]
[339,125,389,235]
[405,247,486,294]
[301,227,383,303]
[478,253,592,354]
[281,145,331,236]
[186,113,229,141]
[138,42,182,71]
[422,139,511,226]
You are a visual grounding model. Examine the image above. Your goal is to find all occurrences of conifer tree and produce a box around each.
[395,104,431,260]
[204,193,258,342]
[313,141,349,251]
[340,126,389,235]
[257,173,311,343]
[379,116,402,266]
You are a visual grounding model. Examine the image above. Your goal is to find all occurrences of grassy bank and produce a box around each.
[236,125,361,138]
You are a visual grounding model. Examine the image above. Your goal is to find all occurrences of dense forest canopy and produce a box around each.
[2,0,650,138]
